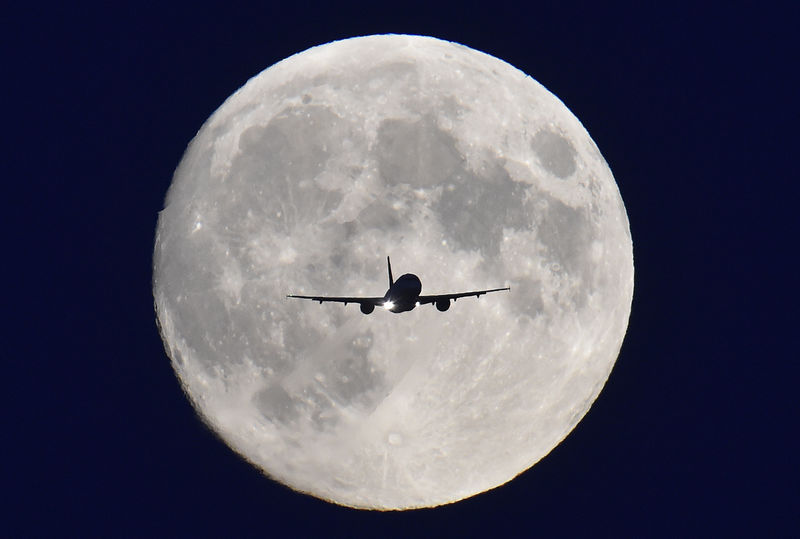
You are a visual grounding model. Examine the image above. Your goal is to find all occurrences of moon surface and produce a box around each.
[153,35,633,509]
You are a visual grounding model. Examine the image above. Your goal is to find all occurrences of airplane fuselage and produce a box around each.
[383,273,422,313]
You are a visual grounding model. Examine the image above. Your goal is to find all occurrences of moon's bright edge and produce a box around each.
[153,35,633,509]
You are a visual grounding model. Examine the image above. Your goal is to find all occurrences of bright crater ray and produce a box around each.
[153,35,633,509]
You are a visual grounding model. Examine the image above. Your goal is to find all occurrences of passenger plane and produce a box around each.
[288,257,509,314]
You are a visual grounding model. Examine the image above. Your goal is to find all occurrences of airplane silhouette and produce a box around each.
[288,257,510,314]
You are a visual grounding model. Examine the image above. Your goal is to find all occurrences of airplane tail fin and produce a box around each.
[387,256,394,287]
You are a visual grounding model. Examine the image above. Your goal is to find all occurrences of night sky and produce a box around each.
[7,3,796,536]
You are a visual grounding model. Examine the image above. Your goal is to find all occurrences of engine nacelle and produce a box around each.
[360,303,375,315]
[436,299,451,312]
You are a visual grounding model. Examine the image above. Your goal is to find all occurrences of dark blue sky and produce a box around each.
[6,2,797,536]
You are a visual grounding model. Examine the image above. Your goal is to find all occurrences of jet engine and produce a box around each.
[360,303,375,315]
[436,299,451,312]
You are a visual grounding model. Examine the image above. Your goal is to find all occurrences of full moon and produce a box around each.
[154,35,633,509]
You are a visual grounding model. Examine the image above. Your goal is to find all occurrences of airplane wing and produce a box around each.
[287,295,386,306]
[417,287,510,305]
